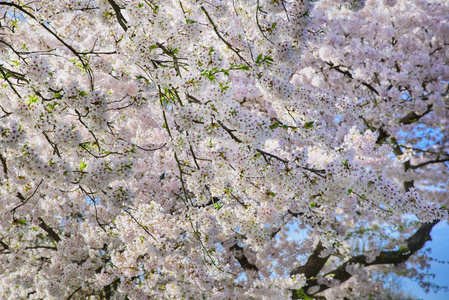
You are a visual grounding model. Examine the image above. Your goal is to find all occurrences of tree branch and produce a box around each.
[294,220,439,297]
[0,153,8,179]
[217,120,243,143]
[201,6,251,68]
[326,62,379,95]
[107,0,128,31]
[230,243,259,272]
[399,104,433,125]
[410,158,449,170]
[0,239,9,251]
[0,2,94,90]
[38,217,61,243]
[291,241,331,278]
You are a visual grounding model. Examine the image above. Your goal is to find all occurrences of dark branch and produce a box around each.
[230,243,259,272]
[38,217,61,243]
[124,209,158,242]
[0,239,9,251]
[0,153,7,178]
[291,241,331,278]
[295,220,439,297]
[217,120,243,143]
[326,62,379,95]
[107,0,128,31]
[399,104,433,125]
[0,2,94,90]
[66,287,82,300]
[410,158,449,170]
[256,149,288,164]
[201,6,251,68]
[12,180,44,215]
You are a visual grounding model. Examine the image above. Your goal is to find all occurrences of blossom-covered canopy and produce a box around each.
[0,0,448,298]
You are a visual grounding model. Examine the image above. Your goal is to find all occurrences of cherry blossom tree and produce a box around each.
[0,0,448,298]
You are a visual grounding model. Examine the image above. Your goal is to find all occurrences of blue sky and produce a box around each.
[402,222,449,299]
[395,124,449,299]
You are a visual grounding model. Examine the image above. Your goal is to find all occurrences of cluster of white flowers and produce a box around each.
[0,0,447,298]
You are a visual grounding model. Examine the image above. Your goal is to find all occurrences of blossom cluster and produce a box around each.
[0,0,447,299]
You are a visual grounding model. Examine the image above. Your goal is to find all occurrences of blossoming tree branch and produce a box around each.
[0,0,448,298]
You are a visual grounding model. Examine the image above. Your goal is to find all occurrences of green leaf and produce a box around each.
[79,162,87,171]
[399,245,409,252]
[347,189,353,195]
[17,219,27,225]
[295,288,314,300]
[255,54,274,67]
[104,162,113,171]
[219,82,229,91]
[28,95,39,103]
[269,122,279,130]
[304,121,314,129]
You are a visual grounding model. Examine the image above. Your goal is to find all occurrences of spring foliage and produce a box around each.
[0,0,448,298]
